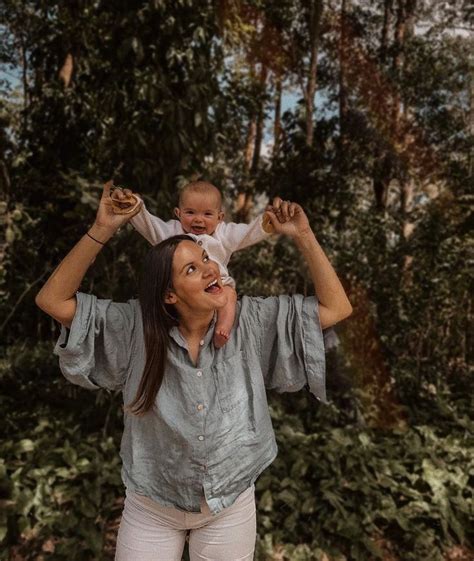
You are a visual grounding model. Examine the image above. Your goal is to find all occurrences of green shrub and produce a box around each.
[1,374,472,560]
[254,394,473,561]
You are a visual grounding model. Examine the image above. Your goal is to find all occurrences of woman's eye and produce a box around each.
[203,255,209,262]
[186,265,196,274]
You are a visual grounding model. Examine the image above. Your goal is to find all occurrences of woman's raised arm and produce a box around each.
[35,181,140,327]
[264,198,352,330]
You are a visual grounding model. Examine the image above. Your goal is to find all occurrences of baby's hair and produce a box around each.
[179,180,223,210]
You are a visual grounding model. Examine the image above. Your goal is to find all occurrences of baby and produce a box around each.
[119,180,272,348]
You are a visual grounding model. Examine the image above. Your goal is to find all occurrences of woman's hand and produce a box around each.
[91,181,141,242]
[264,197,312,240]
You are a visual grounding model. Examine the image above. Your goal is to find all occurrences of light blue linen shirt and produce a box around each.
[54,292,327,515]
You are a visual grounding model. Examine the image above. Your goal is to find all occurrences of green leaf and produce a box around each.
[15,439,35,454]
[259,489,273,512]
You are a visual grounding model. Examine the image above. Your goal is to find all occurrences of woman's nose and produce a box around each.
[203,263,217,277]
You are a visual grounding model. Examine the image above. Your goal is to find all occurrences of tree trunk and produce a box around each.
[273,76,282,156]
[236,61,268,221]
[380,0,393,63]
[344,276,408,429]
[338,0,349,146]
[469,62,474,177]
[401,175,415,284]
[370,0,394,211]
[392,0,416,137]
[394,0,417,285]
[372,0,417,215]
[19,35,29,132]
[0,117,11,273]
[244,119,257,174]
[234,118,257,221]
[373,156,392,211]
[392,0,405,142]
[250,63,268,174]
[305,0,324,147]
[401,178,415,242]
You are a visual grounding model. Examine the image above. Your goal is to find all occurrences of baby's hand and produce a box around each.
[262,213,275,234]
[110,186,142,216]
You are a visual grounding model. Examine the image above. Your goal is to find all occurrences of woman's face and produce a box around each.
[166,240,227,313]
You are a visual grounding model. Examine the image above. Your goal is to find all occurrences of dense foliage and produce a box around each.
[1,0,472,559]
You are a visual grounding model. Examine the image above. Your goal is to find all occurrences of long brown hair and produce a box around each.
[127,235,193,415]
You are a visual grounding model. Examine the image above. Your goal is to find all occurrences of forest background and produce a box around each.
[0,0,472,560]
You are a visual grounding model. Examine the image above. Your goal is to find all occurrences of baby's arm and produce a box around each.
[217,214,272,255]
[214,284,237,349]
[130,200,182,245]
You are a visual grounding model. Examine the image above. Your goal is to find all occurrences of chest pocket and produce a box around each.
[212,351,249,414]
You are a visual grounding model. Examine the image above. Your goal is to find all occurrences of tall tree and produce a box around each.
[304,0,324,146]
[288,0,325,147]
[338,0,349,148]
[392,0,418,281]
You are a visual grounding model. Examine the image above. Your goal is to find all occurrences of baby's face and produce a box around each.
[175,191,224,236]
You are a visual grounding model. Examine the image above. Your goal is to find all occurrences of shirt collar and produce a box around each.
[169,312,217,351]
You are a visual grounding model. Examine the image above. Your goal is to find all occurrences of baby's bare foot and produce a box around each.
[213,329,230,349]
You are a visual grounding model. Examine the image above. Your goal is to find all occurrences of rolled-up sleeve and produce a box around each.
[53,292,137,391]
[238,294,327,402]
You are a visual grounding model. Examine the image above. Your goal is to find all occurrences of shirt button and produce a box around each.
[197,240,203,246]
[198,435,204,441]
[199,339,204,346]
[201,465,206,471]
[196,370,202,377]
[197,404,204,411]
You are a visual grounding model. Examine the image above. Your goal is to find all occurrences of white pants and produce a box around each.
[115,485,256,561]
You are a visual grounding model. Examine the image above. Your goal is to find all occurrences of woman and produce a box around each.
[36,181,352,560]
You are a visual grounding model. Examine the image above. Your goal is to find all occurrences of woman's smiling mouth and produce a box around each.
[204,279,222,294]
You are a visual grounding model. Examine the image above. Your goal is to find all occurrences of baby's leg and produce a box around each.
[213,285,237,349]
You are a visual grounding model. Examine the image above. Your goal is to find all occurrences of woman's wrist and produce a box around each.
[292,227,316,247]
[88,222,116,244]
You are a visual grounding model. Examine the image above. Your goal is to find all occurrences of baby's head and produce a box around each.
[174,180,224,236]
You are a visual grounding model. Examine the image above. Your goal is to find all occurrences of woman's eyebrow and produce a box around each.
[180,250,207,273]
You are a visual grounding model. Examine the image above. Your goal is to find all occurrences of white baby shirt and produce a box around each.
[131,206,271,287]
